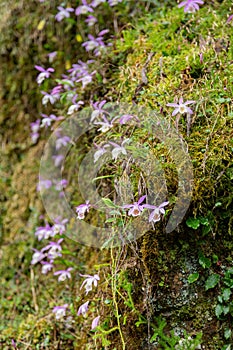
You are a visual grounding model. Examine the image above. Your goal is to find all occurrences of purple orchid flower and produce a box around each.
[52,154,64,167]
[41,260,53,274]
[55,136,71,150]
[51,84,63,96]
[55,6,74,22]
[227,14,233,24]
[80,273,100,294]
[143,201,169,223]
[52,218,68,235]
[118,114,140,124]
[35,65,54,85]
[54,179,68,191]
[91,0,106,7]
[178,0,204,13]
[108,139,130,161]
[67,101,84,115]
[53,304,69,319]
[31,132,40,143]
[30,119,41,143]
[35,223,54,241]
[67,95,84,114]
[30,119,40,133]
[94,113,118,132]
[75,201,91,219]
[82,30,109,56]
[31,249,47,265]
[93,143,110,163]
[37,179,53,191]
[59,76,75,92]
[91,100,107,122]
[91,315,100,329]
[41,91,58,105]
[54,267,73,282]
[75,0,94,15]
[94,120,114,133]
[68,60,95,78]
[41,238,63,259]
[76,71,96,88]
[82,34,100,52]
[122,195,146,217]
[77,301,89,316]
[11,340,17,349]
[166,97,195,116]
[85,15,97,26]
[40,113,63,128]
[47,51,57,63]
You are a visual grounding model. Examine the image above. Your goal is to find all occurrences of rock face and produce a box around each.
[0,0,233,349]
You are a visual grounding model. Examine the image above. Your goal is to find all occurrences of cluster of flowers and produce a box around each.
[55,0,123,23]
[31,217,101,330]
[37,178,68,195]
[33,0,201,145]
[94,138,130,163]
[75,196,169,224]
[92,97,196,162]
[52,271,100,330]
[91,99,139,131]
[32,57,101,142]
[33,0,203,337]
[32,0,139,145]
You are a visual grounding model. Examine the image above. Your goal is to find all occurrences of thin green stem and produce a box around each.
[111,246,126,350]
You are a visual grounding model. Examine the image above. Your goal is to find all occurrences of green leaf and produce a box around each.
[223,273,233,288]
[188,272,199,284]
[102,198,117,208]
[186,217,200,229]
[199,254,211,269]
[214,202,222,208]
[65,17,77,25]
[96,72,103,83]
[224,328,232,340]
[227,267,233,274]
[92,175,115,182]
[108,210,122,215]
[199,217,209,225]
[221,345,231,350]
[223,305,230,315]
[123,315,127,325]
[150,332,159,343]
[202,225,211,235]
[102,337,111,346]
[216,97,231,104]
[222,288,231,301]
[101,235,120,249]
[215,304,223,318]
[135,319,147,327]
[105,218,117,223]
[205,274,220,290]
[135,316,147,327]
[226,168,233,180]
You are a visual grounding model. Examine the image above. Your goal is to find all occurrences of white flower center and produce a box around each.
[179,104,187,114]
[80,6,90,14]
